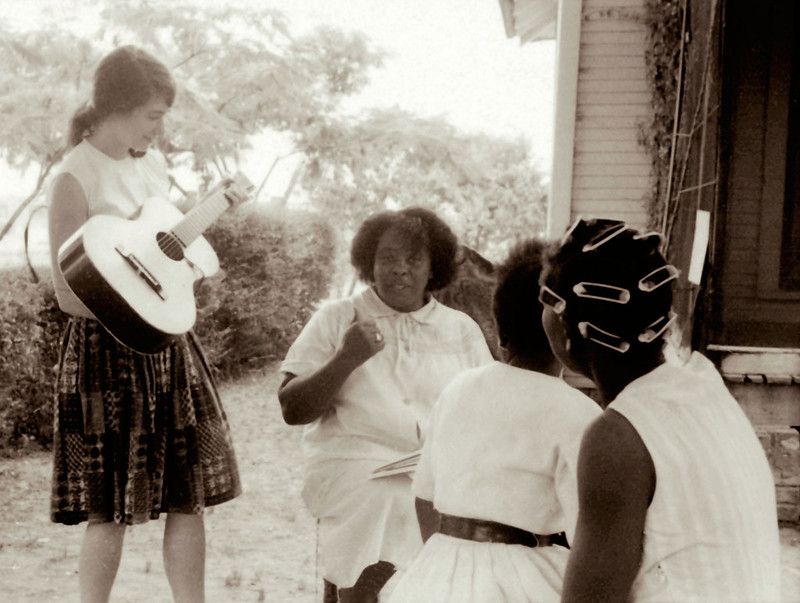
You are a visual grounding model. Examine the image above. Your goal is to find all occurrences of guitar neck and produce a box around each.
[171,187,234,247]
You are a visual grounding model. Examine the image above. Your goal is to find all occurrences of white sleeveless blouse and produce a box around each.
[49,140,170,317]
[609,352,781,602]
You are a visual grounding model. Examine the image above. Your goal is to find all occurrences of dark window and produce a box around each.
[782,4,800,289]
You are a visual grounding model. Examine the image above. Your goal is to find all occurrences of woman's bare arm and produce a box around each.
[414,497,441,543]
[278,351,361,425]
[561,410,655,603]
[48,173,89,270]
[278,309,385,425]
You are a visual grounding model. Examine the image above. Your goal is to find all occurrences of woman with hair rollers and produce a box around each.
[539,217,780,602]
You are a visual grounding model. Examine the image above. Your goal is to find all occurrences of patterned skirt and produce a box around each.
[50,317,241,526]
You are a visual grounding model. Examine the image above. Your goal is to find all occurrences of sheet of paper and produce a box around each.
[688,209,710,285]
[370,451,421,480]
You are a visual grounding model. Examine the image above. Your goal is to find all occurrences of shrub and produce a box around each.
[0,206,335,454]
[195,205,337,380]
[0,269,67,455]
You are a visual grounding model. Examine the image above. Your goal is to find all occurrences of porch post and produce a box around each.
[547,0,583,238]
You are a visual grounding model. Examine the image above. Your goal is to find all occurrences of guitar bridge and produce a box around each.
[115,245,167,300]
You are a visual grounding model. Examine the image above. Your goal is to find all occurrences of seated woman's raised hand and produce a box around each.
[339,308,385,368]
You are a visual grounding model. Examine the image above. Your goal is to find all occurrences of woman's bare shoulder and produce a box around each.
[578,409,656,506]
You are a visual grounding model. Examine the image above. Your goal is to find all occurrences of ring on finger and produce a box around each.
[375,333,383,343]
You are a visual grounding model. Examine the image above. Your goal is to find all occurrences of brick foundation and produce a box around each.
[756,426,800,523]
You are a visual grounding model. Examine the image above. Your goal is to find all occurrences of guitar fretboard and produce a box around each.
[171,187,234,247]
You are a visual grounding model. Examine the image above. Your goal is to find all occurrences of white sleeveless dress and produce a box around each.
[608,352,781,602]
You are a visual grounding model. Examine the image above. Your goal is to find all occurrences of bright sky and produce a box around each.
[0,0,555,262]
[267,0,555,166]
[1,0,555,166]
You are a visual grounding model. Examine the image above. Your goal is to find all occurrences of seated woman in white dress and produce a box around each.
[387,238,601,603]
[278,207,493,603]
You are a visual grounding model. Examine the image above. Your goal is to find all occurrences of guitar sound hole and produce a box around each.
[157,232,185,261]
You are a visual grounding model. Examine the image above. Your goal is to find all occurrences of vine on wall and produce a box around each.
[581,1,683,232]
[640,0,683,230]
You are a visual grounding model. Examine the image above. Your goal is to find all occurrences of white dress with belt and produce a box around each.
[387,361,601,603]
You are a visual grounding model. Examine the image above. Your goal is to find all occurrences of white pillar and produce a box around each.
[547,0,583,238]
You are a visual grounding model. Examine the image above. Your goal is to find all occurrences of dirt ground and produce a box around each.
[0,368,318,602]
[1,365,799,602]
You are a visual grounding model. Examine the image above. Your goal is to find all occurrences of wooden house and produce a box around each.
[498,0,800,521]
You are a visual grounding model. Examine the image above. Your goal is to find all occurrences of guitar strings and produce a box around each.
[157,189,231,257]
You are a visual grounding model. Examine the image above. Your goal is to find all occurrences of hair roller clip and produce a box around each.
[560,216,585,246]
[539,285,567,314]
[581,222,631,252]
[561,217,625,249]
[638,311,677,343]
[578,321,631,353]
[632,230,666,249]
[638,265,680,292]
[573,282,631,304]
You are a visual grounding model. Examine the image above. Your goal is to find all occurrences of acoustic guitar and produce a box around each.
[58,172,254,354]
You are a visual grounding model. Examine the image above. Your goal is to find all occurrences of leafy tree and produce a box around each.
[0,29,95,245]
[0,0,384,245]
[299,108,547,262]
[0,0,547,277]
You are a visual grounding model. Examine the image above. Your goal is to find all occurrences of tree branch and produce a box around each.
[0,150,62,245]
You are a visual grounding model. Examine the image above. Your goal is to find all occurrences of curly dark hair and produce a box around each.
[493,238,553,359]
[350,207,459,290]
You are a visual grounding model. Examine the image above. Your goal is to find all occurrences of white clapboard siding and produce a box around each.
[572,187,650,201]
[579,67,646,82]
[574,115,648,132]
[575,128,641,142]
[572,0,652,228]
[574,150,649,165]
[574,163,651,177]
[583,0,649,9]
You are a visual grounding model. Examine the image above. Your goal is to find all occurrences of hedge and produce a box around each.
[0,205,336,455]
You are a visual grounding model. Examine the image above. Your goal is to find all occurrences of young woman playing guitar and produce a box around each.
[48,46,241,603]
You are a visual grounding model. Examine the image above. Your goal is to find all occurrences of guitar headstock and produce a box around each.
[222,172,256,209]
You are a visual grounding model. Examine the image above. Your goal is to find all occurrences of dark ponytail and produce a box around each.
[68,102,98,148]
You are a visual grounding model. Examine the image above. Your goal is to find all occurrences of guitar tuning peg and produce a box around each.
[233,171,255,192]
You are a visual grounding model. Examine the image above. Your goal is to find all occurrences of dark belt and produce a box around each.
[438,513,569,549]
